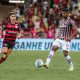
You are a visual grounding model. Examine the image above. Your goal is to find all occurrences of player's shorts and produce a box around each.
[2,41,15,49]
[52,38,70,51]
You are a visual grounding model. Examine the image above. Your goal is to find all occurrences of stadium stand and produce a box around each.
[0,0,80,39]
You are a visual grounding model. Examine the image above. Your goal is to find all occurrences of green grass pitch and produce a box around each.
[0,51,80,80]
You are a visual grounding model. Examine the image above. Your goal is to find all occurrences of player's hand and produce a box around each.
[65,38,71,42]
[17,35,21,39]
[17,33,22,39]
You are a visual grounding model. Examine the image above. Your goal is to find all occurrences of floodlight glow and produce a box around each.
[9,0,25,3]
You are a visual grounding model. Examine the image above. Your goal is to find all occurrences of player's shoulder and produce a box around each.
[68,17,75,23]
[68,17,72,21]
[15,21,21,26]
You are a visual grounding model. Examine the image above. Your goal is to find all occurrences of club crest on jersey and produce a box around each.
[15,24,18,28]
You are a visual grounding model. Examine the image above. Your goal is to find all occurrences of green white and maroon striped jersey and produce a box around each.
[58,17,76,39]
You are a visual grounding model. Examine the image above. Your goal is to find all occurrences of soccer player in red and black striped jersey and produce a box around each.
[0,12,22,64]
[44,9,78,71]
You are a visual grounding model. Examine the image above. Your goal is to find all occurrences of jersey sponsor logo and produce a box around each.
[59,20,68,27]
[8,31,17,34]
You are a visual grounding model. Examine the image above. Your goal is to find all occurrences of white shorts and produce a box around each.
[53,38,70,51]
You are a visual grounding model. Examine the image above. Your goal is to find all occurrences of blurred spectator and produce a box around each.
[72,6,79,16]
[72,0,78,4]
[1,0,80,39]
[27,4,35,18]
[33,0,37,4]
[31,28,38,38]
[32,16,40,29]
[54,0,59,5]
[47,24,56,38]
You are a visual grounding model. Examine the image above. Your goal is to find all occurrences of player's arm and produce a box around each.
[69,21,78,40]
[17,30,23,39]
[17,24,23,39]
[0,24,6,39]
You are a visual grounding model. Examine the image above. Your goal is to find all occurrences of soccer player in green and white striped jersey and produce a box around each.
[44,9,78,71]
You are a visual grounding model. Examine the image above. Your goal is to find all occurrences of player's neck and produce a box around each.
[11,21,16,24]
[64,17,67,20]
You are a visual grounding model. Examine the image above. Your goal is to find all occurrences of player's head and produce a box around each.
[62,9,68,19]
[9,12,16,22]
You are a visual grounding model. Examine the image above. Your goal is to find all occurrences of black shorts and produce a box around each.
[3,42,15,49]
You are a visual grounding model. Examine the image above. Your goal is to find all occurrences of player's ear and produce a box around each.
[67,13,69,16]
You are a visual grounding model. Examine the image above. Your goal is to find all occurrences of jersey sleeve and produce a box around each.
[2,24,6,31]
[71,20,77,29]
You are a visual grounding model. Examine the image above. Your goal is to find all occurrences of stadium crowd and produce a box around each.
[1,0,80,39]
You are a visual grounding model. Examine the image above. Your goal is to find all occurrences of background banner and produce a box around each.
[0,39,80,51]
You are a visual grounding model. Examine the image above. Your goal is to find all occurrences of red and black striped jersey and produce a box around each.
[2,22,21,44]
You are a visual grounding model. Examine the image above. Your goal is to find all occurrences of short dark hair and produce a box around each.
[62,8,69,13]
[9,12,16,16]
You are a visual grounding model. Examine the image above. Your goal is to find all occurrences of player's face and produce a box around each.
[10,14,16,22]
[62,12,68,18]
